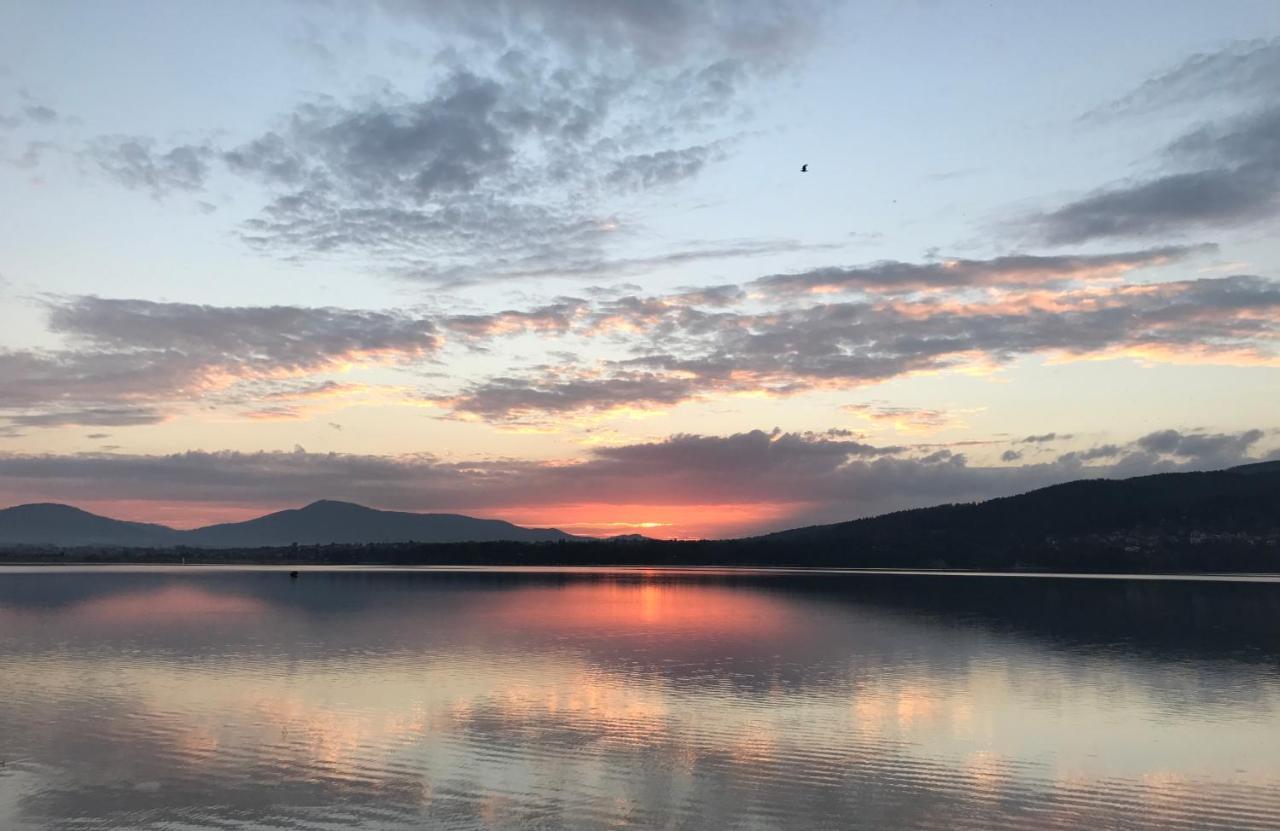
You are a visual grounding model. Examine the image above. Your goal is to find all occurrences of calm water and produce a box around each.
[1,568,1278,830]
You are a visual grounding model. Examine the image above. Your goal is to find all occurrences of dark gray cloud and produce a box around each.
[1000,449,1022,462]
[81,1,827,282]
[1021,432,1068,444]
[0,98,59,130]
[87,137,214,197]
[1055,444,1122,464]
[22,104,58,124]
[752,246,1207,296]
[46,296,439,369]
[6,407,168,428]
[0,297,440,429]
[1051,431,1265,471]
[9,266,1276,429]
[1078,443,1121,460]
[0,425,1270,534]
[1136,427,1264,462]
[605,143,725,191]
[1040,103,1280,244]
[438,273,1280,421]
[440,370,701,422]
[224,53,774,281]
[442,300,587,339]
[225,71,519,201]
[373,0,823,69]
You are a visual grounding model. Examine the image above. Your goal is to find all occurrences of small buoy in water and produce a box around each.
[289,571,299,579]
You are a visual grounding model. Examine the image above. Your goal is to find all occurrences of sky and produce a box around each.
[0,0,1277,538]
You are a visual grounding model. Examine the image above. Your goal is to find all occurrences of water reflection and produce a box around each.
[0,568,1277,830]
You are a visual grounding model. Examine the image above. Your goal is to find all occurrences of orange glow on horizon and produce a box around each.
[482,501,808,539]
[9,498,809,539]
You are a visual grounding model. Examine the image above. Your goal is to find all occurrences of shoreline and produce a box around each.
[2,562,1278,582]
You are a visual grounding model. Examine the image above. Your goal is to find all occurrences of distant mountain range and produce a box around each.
[2,462,1279,572]
[0,499,580,548]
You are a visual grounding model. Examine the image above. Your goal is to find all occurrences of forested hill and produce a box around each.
[764,461,1280,549]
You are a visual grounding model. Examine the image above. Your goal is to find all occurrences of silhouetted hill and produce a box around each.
[762,463,1280,547]
[0,504,181,547]
[3,463,1278,572]
[0,500,580,548]
[184,500,578,547]
[1229,460,1280,476]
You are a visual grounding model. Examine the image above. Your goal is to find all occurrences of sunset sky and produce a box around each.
[1,1,1277,537]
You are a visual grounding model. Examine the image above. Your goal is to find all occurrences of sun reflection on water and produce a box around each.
[0,569,1278,830]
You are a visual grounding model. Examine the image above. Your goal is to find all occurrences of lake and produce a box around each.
[1,567,1278,830]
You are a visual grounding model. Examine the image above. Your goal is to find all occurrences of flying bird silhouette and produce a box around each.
[801,164,808,173]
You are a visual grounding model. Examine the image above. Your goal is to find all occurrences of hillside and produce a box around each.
[184,500,578,547]
[0,500,579,548]
[764,462,1280,544]
[0,503,182,547]
[751,461,1280,569]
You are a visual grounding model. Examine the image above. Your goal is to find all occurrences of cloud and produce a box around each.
[0,297,440,429]
[401,238,824,287]
[1135,427,1264,463]
[87,137,214,197]
[0,426,1271,535]
[225,58,764,280]
[226,71,520,201]
[0,98,60,130]
[605,143,725,191]
[6,261,1277,430]
[80,1,829,283]
[6,407,168,428]
[1000,450,1022,462]
[1039,102,1280,244]
[430,271,1280,422]
[372,0,823,69]
[438,370,702,424]
[22,104,58,124]
[45,296,439,369]
[1038,169,1278,246]
[751,246,1208,297]
[1055,444,1121,464]
[442,299,588,339]
[842,403,959,433]
[1021,432,1067,444]
[1086,38,1280,119]
[10,140,57,170]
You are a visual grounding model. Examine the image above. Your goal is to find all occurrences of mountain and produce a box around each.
[3,463,1278,572]
[755,461,1280,569]
[0,500,579,548]
[184,500,578,547]
[0,503,181,547]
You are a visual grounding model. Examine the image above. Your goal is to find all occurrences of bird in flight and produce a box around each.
[801,163,808,172]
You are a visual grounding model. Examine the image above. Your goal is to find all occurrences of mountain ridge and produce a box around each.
[2,461,1278,562]
[0,499,580,548]
[759,461,1280,545]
